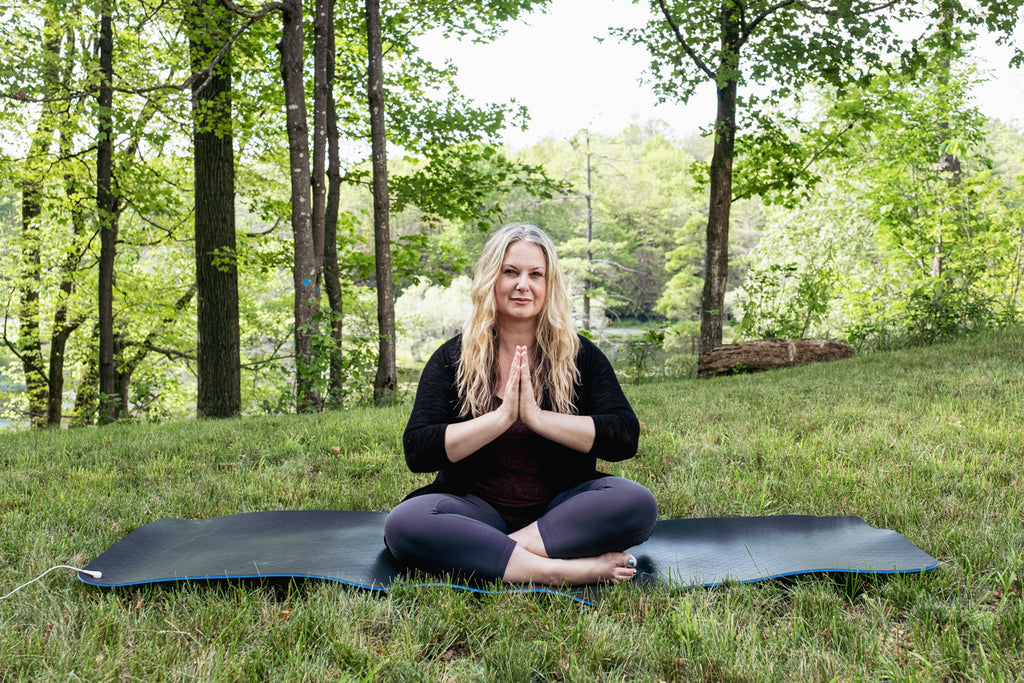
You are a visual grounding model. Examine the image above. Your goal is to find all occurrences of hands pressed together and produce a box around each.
[497,345,543,428]
[444,344,595,463]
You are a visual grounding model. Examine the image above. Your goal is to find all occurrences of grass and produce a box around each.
[2,328,1023,681]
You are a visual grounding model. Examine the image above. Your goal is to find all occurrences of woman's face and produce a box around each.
[494,241,547,325]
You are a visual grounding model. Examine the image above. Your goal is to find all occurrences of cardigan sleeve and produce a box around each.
[402,338,463,473]
[576,337,640,463]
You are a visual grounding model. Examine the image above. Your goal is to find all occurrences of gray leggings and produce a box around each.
[383,476,658,580]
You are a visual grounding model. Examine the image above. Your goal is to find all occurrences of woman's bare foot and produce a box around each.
[502,544,637,586]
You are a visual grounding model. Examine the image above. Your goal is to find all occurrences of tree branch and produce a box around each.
[743,1,798,46]
[594,258,649,275]
[138,343,197,363]
[1,302,47,382]
[790,0,903,18]
[656,0,716,80]
[220,0,284,19]
[742,0,903,48]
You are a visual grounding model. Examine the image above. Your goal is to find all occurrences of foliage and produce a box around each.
[844,61,1021,345]
[0,360,27,431]
[391,144,560,229]
[2,327,1023,679]
[655,212,706,321]
[733,262,835,340]
[506,124,703,324]
[624,325,666,385]
[738,44,1024,348]
[0,0,563,426]
[2,0,1023,427]
[613,0,941,353]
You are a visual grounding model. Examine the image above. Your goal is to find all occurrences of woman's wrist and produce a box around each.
[496,403,519,430]
[525,410,596,453]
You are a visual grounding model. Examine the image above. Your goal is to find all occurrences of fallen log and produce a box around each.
[698,339,853,379]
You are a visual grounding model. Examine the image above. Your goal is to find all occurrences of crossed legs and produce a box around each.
[503,522,639,585]
[383,476,658,586]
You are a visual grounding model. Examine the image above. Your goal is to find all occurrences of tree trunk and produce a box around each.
[97,0,119,424]
[279,0,322,412]
[698,79,737,354]
[311,0,329,271]
[366,0,397,405]
[933,2,960,280]
[583,139,593,332]
[19,177,47,429]
[46,298,81,427]
[190,0,241,419]
[323,1,345,407]
[698,9,740,355]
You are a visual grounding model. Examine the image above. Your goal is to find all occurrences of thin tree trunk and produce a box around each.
[366,0,396,405]
[191,0,241,419]
[933,2,960,280]
[97,0,119,424]
[311,0,329,271]
[323,0,345,407]
[279,0,322,412]
[698,6,740,356]
[698,74,738,355]
[583,135,593,332]
[71,323,100,427]
[19,183,47,429]
[20,141,49,428]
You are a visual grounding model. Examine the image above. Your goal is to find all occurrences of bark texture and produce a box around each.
[698,339,853,379]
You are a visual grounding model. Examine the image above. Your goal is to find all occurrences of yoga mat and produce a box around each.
[79,510,938,602]
[627,515,938,589]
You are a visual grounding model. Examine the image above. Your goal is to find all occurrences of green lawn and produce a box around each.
[2,329,1022,681]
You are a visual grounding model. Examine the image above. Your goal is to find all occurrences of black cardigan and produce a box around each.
[401,334,640,500]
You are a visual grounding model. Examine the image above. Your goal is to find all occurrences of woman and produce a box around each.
[384,224,657,586]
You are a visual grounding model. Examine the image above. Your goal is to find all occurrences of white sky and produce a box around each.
[416,0,1024,149]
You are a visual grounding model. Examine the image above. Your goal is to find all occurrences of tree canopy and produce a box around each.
[0,0,1021,430]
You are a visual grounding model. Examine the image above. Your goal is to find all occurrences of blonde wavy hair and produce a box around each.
[457,224,580,418]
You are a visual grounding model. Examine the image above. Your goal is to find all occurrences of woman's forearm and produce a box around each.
[522,410,596,454]
[443,408,517,463]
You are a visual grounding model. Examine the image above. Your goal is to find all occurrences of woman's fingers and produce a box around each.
[499,347,524,421]
[501,346,540,425]
[516,346,531,387]
[517,346,542,424]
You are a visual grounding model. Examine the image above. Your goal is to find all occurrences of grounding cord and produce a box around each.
[1,565,102,600]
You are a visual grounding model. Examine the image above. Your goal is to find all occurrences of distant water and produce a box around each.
[0,417,28,431]
[0,381,27,431]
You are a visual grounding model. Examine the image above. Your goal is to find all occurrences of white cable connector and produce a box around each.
[1,565,103,600]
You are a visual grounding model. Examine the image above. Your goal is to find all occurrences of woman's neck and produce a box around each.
[496,319,538,355]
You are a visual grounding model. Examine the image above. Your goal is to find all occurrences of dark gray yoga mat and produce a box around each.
[80,510,938,601]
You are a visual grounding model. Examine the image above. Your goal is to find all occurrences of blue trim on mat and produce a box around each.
[76,572,596,605]
[78,561,940,604]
